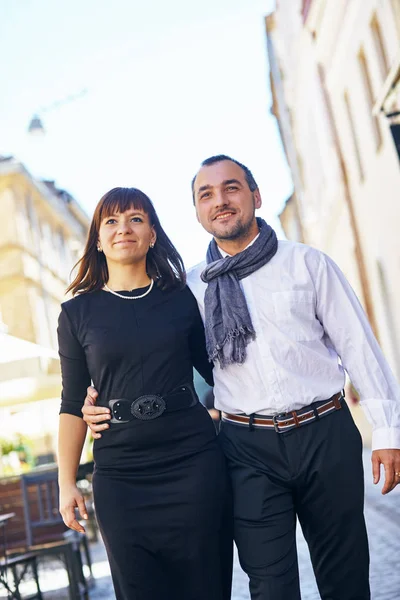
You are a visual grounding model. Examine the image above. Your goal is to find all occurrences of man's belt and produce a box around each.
[221,392,343,433]
[108,384,198,424]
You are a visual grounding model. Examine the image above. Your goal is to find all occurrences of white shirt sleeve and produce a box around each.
[314,252,400,450]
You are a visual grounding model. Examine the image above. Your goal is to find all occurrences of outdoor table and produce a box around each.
[0,513,16,594]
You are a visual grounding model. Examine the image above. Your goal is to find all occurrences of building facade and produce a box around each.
[0,156,89,468]
[0,156,88,348]
[267,0,400,386]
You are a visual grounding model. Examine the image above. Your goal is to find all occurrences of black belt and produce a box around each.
[108,384,198,423]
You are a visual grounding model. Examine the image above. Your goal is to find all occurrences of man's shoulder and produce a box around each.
[186,261,207,301]
[277,239,320,256]
[187,260,206,285]
[276,239,322,266]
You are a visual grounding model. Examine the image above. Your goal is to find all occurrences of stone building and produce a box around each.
[0,156,89,466]
[267,0,400,385]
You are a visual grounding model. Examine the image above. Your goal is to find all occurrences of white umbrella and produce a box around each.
[0,373,61,407]
[0,334,60,406]
[0,333,58,364]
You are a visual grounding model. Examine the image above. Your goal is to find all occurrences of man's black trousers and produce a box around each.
[218,400,370,600]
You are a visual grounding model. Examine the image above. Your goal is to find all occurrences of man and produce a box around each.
[82,155,400,599]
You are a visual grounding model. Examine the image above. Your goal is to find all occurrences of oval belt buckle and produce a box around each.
[131,395,166,421]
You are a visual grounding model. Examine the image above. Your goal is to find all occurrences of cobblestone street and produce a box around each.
[5,451,399,600]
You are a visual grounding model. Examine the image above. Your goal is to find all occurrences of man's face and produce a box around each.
[193,160,261,242]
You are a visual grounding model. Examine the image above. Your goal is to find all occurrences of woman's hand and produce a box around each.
[59,483,88,533]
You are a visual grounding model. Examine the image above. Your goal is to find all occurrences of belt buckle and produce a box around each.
[131,395,166,421]
[272,413,289,433]
[109,399,131,424]
[272,414,281,433]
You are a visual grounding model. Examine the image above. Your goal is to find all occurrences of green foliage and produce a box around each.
[0,438,18,456]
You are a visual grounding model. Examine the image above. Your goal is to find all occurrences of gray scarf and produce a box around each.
[201,218,278,368]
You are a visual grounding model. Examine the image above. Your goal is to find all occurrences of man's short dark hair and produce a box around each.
[191,154,258,203]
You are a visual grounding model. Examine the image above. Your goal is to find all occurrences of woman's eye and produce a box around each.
[105,218,116,224]
[131,217,143,223]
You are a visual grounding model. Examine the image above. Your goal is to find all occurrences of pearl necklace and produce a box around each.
[103,279,154,300]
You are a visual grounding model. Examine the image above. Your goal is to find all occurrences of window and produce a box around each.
[391,0,400,41]
[370,13,390,81]
[17,197,32,247]
[343,91,365,182]
[358,48,383,150]
[377,260,400,380]
[302,0,313,23]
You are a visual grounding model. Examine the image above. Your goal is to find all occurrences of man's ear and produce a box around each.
[254,188,262,210]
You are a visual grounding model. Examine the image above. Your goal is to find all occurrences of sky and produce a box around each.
[0,0,292,267]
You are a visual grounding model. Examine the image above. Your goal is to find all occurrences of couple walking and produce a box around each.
[58,154,400,600]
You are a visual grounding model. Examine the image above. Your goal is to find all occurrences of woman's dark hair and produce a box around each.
[67,187,186,296]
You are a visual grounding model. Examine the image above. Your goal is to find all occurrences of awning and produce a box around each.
[0,332,58,364]
[0,333,60,407]
[0,373,61,407]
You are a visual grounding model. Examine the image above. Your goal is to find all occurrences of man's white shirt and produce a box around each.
[187,240,400,451]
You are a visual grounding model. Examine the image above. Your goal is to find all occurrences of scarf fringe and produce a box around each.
[208,326,256,368]
[202,218,278,367]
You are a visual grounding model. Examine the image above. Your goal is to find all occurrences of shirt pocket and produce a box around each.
[272,290,322,342]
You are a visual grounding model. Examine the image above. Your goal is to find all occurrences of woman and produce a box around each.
[57,187,231,600]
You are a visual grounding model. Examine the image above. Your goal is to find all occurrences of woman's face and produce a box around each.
[98,208,156,267]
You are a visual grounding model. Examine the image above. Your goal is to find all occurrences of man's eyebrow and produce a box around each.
[196,179,242,195]
[222,179,242,186]
[197,184,212,195]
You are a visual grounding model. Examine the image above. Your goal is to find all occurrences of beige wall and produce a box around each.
[270,0,400,381]
[0,160,89,462]
[0,165,88,348]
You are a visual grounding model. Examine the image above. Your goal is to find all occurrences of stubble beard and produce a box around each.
[211,196,256,243]
[212,215,255,242]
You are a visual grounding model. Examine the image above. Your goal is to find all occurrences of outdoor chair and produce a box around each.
[0,551,43,600]
[20,471,93,600]
[1,513,43,600]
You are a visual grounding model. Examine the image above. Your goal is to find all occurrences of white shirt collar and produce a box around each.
[218,232,261,258]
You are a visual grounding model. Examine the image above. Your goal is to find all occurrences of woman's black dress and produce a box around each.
[58,284,232,600]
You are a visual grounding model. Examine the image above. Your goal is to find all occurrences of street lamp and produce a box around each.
[27,89,88,135]
[27,114,45,135]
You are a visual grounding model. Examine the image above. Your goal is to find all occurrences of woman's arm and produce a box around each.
[57,303,92,532]
[58,414,88,532]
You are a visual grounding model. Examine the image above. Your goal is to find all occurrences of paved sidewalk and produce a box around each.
[3,450,399,599]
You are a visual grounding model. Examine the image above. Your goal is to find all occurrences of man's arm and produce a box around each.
[313,251,400,494]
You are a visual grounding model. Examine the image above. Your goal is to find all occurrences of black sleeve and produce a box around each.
[57,304,91,419]
[188,294,214,388]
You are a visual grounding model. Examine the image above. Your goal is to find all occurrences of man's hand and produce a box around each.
[372,449,400,494]
[81,386,110,439]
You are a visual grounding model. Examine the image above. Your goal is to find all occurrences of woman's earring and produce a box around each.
[150,242,155,248]
[97,245,102,252]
